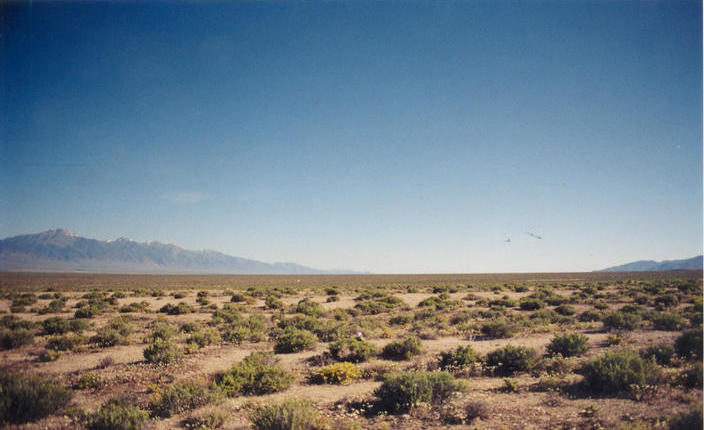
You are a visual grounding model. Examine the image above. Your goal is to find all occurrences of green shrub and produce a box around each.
[594,301,609,311]
[107,317,133,336]
[485,345,537,376]
[216,352,294,396]
[546,333,589,357]
[37,349,61,362]
[382,336,423,360]
[42,317,87,335]
[37,299,66,314]
[313,362,361,385]
[230,293,246,302]
[274,328,317,353]
[0,369,72,423]
[74,372,102,390]
[12,293,37,307]
[187,328,220,348]
[119,301,150,313]
[328,339,377,363]
[530,308,572,325]
[90,328,124,348]
[488,297,517,308]
[674,328,703,359]
[145,320,176,342]
[10,304,25,313]
[419,294,461,310]
[465,400,490,422]
[679,363,703,389]
[633,294,649,305]
[82,291,108,300]
[276,315,341,342]
[578,310,603,322]
[180,321,201,333]
[535,375,566,392]
[265,296,284,310]
[143,339,182,364]
[649,312,684,331]
[606,333,624,346]
[86,397,149,430]
[519,298,545,310]
[669,407,703,430]
[75,304,102,319]
[0,328,34,350]
[654,293,678,309]
[0,315,37,330]
[449,310,472,325]
[183,407,227,430]
[159,302,196,315]
[580,349,660,394]
[249,398,319,430]
[602,311,641,331]
[619,304,642,314]
[554,304,576,316]
[374,371,466,413]
[354,293,404,315]
[640,343,674,366]
[150,381,215,417]
[295,299,324,317]
[480,320,515,339]
[220,325,249,344]
[529,288,566,306]
[500,377,519,392]
[47,334,85,351]
[438,345,478,370]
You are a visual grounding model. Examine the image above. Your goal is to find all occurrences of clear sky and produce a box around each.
[1,1,702,273]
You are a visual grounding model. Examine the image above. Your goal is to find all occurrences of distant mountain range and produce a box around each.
[599,256,703,272]
[0,229,357,274]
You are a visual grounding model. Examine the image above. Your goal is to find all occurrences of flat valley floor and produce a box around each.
[0,271,701,429]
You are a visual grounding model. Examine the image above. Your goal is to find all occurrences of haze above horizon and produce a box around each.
[2,1,702,273]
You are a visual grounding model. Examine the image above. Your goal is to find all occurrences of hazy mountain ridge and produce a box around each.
[599,255,703,272]
[0,229,349,274]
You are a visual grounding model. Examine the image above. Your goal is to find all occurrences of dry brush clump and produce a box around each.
[328,338,377,363]
[84,397,149,430]
[381,336,423,360]
[546,333,589,357]
[216,352,295,396]
[274,327,318,353]
[0,369,73,424]
[485,345,537,376]
[579,349,661,395]
[149,380,218,418]
[248,398,323,430]
[144,338,183,364]
[374,370,467,413]
[674,327,703,360]
[438,345,479,372]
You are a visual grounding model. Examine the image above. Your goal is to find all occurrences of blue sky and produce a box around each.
[1,1,701,273]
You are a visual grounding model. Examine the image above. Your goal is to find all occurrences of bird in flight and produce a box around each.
[504,238,511,243]
[524,231,542,240]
